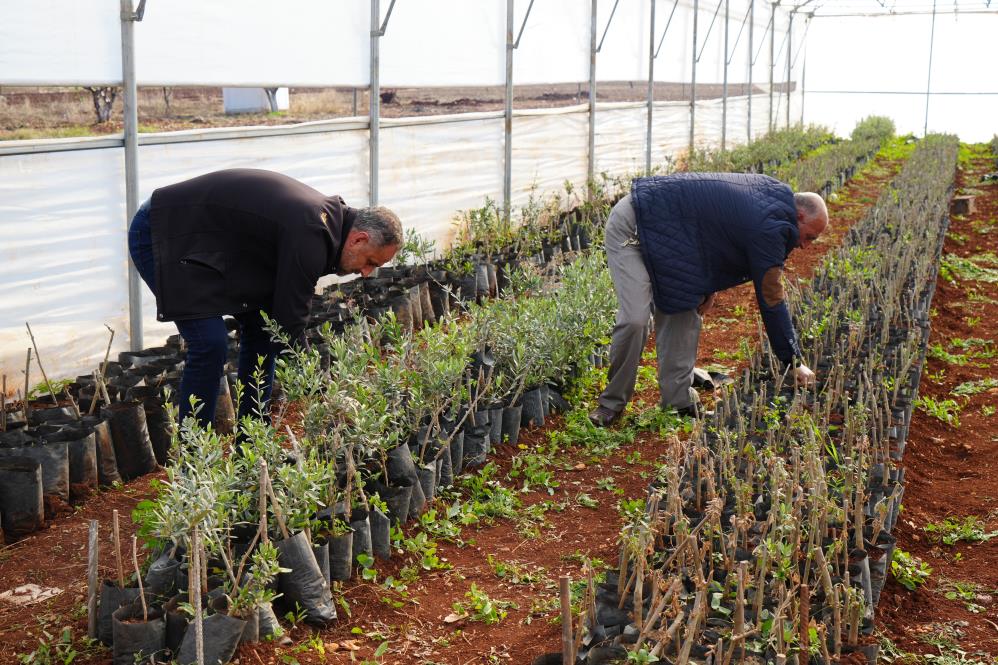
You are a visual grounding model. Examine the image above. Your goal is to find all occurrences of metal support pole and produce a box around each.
[785,12,792,128]
[924,0,937,136]
[689,0,699,156]
[588,0,598,191]
[369,0,380,205]
[504,0,514,222]
[721,0,729,150]
[800,37,806,125]
[748,0,754,141]
[646,0,656,174]
[120,0,143,352]
[768,3,776,132]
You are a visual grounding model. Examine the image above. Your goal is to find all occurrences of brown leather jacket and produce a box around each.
[149,168,354,342]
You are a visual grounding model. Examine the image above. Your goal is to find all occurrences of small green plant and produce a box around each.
[928,344,969,366]
[923,515,997,546]
[618,498,646,521]
[452,584,517,624]
[626,648,661,663]
[937,579,991,614]
[487,555,544,584]
[17,628,101,665]
[596,477,619,492]
[915,396,961,427]
[939,252,998,285]
[575,492,599,508]
[460,463,521,522]
[284,602,309,628]
[982,405,996,417]
[509,451,560,495]
[891,549,932,590]
[951,377,998,397]
[356,552,379,582]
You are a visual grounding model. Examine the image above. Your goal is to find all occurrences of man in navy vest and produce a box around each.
[589,173,828,427]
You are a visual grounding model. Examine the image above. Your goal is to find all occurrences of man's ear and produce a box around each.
[349,230,370,246]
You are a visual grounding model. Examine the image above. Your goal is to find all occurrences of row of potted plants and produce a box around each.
[85,123,878,663]
[581,134,958,664]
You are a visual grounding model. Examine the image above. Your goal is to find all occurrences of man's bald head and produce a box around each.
[793,192,829,249]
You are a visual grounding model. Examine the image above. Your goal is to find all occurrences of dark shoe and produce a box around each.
[674,403,703,419]
[588,405,622,427]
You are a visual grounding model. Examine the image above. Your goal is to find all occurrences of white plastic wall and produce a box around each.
[803,12,998,141]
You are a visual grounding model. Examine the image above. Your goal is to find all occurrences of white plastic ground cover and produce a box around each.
[0,0,780,88]
[0,95,773,383]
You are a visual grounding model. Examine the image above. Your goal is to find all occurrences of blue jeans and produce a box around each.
[128,200,278,428]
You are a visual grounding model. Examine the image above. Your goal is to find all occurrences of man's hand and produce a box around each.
[794,363,816,387]
[697,292,716,316]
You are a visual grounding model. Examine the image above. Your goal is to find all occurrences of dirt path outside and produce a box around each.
[0,82,789,141]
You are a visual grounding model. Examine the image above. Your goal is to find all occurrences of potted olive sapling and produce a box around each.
[265,454,338,626]
[407,318,474,484]
[140,410,234,664]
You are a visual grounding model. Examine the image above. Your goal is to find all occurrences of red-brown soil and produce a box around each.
[876,151,998,658]
[0,146,916,664]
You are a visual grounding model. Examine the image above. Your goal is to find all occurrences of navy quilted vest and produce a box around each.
[631,173,798,314]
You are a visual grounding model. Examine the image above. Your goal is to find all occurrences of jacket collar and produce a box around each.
[321,196,355,274]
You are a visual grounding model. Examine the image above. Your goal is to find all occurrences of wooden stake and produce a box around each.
[261,461,289,539]
[259,460,269,544]
[112,510,125,589]
[23,349,31,421]
[132,536,148,622]
[798,584,810,665]
[25,323,58,405]
[199,533,208,597]
[87,371,101,416]
[86,520,99,638]
[559,575,573,665]
[191,527,205,665]
[85,325,116,417]
[64,388,81,420]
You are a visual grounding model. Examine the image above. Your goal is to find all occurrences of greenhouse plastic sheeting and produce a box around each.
[0,96,755,381]
[803,12,998,141]
[378,114,505,249]
[0,0,369,87]
[511,108,590,209]
[593,103,651,177]
[0,0,778,88]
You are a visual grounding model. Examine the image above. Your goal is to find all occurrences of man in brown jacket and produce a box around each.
[128,168,401,427]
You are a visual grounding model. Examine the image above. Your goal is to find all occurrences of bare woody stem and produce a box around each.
[112,509,125,589]
[23,349,31,421]
[25,323,59,405]
[132,536,148,621]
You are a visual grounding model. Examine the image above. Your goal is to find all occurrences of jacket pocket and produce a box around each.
[179,251,227,275]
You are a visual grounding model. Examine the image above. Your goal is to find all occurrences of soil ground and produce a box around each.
[875,148,998,659]
[0,82,787,141]
[0,143,915,664]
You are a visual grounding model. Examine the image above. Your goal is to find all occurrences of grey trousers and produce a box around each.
[598,195,701,412]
